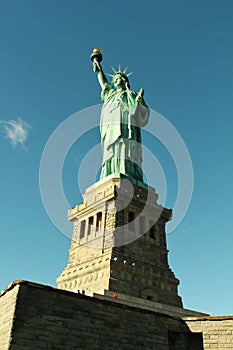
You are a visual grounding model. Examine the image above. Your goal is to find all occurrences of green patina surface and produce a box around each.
[91,49,150,182]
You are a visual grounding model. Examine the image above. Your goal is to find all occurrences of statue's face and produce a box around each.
[113,74,126,89]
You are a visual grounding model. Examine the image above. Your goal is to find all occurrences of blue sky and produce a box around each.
[0,0,233,315]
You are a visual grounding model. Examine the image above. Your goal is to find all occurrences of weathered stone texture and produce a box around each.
[0,283,19,350]
[0,281,202,350]
[184,316,233,349]
[1,282,233,349]
[57,177,182,308]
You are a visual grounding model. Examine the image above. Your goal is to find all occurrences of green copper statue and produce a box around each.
[91,49,150,182]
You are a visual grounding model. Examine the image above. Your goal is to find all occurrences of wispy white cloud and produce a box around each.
[0,118,31,150]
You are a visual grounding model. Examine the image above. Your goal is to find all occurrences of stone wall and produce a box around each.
[0,281,201,350]
[2,281,233,349]
[184,316,233,349]
[0,282,19,350]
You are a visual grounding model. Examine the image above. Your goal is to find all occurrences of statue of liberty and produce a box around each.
[91,49,150,182]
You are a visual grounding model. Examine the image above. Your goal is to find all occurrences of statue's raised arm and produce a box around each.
[90,48,150,182]
[90,49,108,90]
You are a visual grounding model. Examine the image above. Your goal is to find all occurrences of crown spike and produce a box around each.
[118,63,121,72]
[111,65,117,73]
[127,72,133,77]
[123,66,128,74]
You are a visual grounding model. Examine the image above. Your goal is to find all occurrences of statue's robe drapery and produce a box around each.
[100,84,150,181]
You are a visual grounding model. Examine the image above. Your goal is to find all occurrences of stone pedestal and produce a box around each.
[57,176,183,308]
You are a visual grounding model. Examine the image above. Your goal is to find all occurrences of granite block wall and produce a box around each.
[184,316,233,349]
[0,281,198,350]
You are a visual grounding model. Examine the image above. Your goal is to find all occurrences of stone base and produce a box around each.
[1,281,232,350]
[57,176,183,308]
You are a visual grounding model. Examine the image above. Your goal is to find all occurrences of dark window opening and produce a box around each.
[147,296,153,301]
[96,212,102,231]
[128,211,135,231]
[116,209,124,227]
[87,216,94,235]
[149,220,155,239]
[139,216,145,234]
[80,220,86,239]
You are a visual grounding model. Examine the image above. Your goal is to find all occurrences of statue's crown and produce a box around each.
[107,64,133,80]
